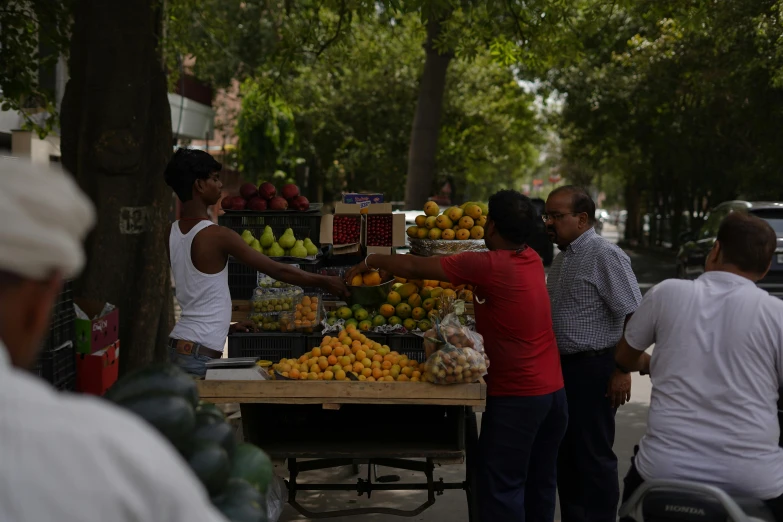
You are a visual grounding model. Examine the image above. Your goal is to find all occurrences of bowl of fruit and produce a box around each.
[348,270,395,308]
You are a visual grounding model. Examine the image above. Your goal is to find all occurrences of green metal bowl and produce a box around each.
[348,278,396,308]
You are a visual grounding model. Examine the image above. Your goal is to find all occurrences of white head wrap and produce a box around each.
[0,157,95,280]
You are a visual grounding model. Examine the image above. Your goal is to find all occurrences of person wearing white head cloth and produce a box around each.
[0,158,228,522]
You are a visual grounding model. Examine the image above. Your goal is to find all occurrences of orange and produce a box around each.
[410,376,419,382]
[351,274,364,286]
[379,304,395,318]
[340,356,351,366]
[382,369,390,377]
[402,366,414,377]
[384,375,394,382]
[362,368,373,377]
[298,355,308,364]
[412,371,421,379]
[350,331,362,341]
[358,375,367,381]
[334,346,345,357]
[289,369,301,379]
[318,359,329,370]
[302,296,311,306]
[300,373,308,380]
[323,370,334,381]
[397,374,409,382]
[366,349,376,359]
[353,362,365,373]
[307,312,316,321]
[362,271,382,286]
[322,335,332,345]
[335,369,347,381]
[371,361,382,370]
[372,368,383,379]
[367,376,377,382]
[308,372,319,380]
[311,347,321,357]
[408,360,419,368]
[355,350,366,361]
[310,364,320,374]
[372,354,383,362]
[391,356,400,365]
[361,358,372,368]
[349,354,357,363]
[341,337,352,347]
[352,340,362,350]
[343,364,353,372]
[321,345,332,356]
[327,355,338,366]
[382,360,392,370]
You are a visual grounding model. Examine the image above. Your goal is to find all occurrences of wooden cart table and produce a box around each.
[198,379,485,520]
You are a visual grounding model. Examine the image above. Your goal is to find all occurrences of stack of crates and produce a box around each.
[33,280,76,390]
[219,208,326,361]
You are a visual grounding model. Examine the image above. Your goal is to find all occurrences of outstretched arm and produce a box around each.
[344,254,449,285]
[218,228,349,298]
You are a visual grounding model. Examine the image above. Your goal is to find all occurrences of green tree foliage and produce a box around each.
[550,0,783,244]
[234,13,543,203]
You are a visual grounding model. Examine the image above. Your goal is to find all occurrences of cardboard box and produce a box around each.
[76,341,120,396]
[320,203,364,255]
[74,299,119,355]
[342,193,384,205]
[364,203,406,255]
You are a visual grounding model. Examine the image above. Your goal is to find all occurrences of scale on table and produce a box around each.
[205,357,271,381]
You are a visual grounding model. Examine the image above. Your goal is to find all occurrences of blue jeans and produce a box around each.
[168,347,210,379]
[478,389,569,522]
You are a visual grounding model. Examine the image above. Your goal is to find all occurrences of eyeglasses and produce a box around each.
[541,212,579,223]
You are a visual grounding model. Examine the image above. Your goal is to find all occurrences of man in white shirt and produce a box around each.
[0,158,227,522]
[615,211,783,519]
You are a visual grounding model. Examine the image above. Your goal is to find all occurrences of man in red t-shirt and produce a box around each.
[345,190,566,522]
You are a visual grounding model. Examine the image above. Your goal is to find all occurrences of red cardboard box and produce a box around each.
[74,299,119,355]
[76,341,120,396]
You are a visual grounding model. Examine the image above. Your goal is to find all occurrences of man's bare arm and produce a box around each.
[615,335,651,374]
[344,255,449,285]
[218,228,348,297]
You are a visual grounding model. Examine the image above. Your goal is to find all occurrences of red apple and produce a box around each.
[247,197,268,211]
[281,183,300,201]
[268,196,288,210]
[239,182,258,200]
[290,195,310,211]
[230,196,247,210]
[258,182,277,200]
[221,197,233,210]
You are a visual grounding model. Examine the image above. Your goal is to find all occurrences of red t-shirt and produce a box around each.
[440,248,563,397]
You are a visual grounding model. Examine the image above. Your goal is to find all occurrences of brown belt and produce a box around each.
[168,338,223,359]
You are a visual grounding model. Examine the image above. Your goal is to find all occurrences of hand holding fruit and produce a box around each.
[229,320,257,334]
[323,275,350,298]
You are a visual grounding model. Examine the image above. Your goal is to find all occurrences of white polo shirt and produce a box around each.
[626,271,783,500]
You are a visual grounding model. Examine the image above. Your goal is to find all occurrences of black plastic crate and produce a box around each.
[227,333,306,361]
[219,210,322,245]
[42,309,75,353]
[387,334,426,362]
[53,280,74,323]
[363,332,388,347]
[40,340,76,388]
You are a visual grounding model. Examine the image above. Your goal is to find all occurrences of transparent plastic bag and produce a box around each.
[421,312,488,384]
[265,474,287,522]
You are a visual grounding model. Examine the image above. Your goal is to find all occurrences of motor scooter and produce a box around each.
[619,480,775,522]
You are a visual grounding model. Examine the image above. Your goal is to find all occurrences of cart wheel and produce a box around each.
[465,409,480,522]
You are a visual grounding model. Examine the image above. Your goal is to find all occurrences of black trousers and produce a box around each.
[479,389,569,522]
[557,350,619,522]
[621,447,783,522]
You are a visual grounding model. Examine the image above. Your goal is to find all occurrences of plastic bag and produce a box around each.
[421,312,488,384]
[265,474,287,522]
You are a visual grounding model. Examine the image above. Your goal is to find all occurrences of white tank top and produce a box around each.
[169,220,232,351]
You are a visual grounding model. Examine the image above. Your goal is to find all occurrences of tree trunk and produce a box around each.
[403,17,453,210]
[61,0,173,373]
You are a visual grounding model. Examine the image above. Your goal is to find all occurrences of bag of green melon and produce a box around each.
[105,364,276,521]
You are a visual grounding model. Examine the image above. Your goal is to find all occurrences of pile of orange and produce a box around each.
[294,295,319,329]
[272,324,423,382]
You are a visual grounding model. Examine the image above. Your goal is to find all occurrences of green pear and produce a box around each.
[250,239,263,252]
[303,238,319,256]
[240,229,254,246]
[291,240,308,258]
[278,228,296,249]
[260,225,275,248]
[268,241,285,257]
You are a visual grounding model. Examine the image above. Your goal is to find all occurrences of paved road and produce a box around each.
[277,225,674,522]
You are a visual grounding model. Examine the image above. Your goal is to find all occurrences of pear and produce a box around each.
[240,229,255,246]
[259,225,275,248]
[278,228,296,249]
[268,241,285,257]
[291,240,308,258]
[250,239,263,253]
[303,238,319,256]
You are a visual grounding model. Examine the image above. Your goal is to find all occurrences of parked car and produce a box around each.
[676,201,783,298]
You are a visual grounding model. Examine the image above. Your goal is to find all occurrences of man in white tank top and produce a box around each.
[164,149,349,377]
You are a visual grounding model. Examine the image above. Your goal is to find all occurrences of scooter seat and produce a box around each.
[641,490,774,522]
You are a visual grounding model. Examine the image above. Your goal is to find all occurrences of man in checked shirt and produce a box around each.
[545,186,642,522]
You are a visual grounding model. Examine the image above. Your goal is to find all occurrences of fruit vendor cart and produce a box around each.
[197,378,484,521]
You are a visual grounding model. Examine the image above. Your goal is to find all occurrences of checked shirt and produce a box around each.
[546,228,642,354]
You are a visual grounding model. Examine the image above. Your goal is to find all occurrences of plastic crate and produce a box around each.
[229,259,325,301]
[42,308,75,353]
[40,340,77,388]
[227,333,306,361]
[53,280,74,323]
[219,210,322,245]
[387,334,426,362]
[363,332,388,347]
